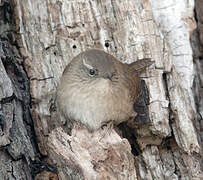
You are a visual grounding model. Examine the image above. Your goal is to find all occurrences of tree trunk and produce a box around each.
[0,0,202,179]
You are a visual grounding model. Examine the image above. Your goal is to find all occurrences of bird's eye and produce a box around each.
[89,69,95,76]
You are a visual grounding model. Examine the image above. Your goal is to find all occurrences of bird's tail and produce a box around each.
[127,58,154,74]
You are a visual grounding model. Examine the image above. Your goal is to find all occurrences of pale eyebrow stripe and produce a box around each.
[82,56,93,69]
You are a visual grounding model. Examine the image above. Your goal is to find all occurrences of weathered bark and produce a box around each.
[0,0,203,179]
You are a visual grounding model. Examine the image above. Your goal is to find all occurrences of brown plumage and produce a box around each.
[56,49,153,131]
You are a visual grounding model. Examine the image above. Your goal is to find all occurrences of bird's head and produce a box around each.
[69,49,119,83]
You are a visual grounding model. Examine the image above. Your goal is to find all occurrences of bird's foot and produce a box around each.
[99,121,114,141]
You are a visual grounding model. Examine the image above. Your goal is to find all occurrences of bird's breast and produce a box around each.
[58,78,134,130]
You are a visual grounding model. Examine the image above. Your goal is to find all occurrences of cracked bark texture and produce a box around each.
[0,0,203,179]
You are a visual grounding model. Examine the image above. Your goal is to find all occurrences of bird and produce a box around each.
[56,49,153,131]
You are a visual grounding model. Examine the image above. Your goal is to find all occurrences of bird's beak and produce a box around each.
[103,73,113,81]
